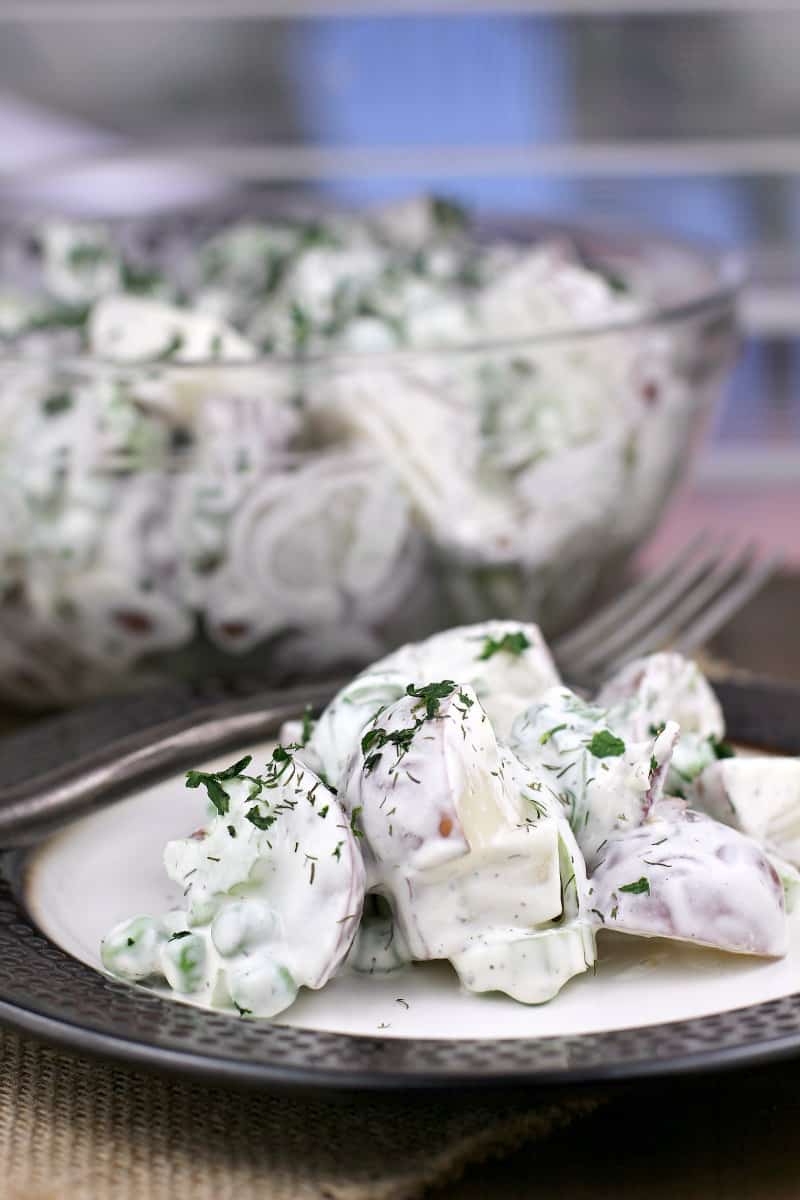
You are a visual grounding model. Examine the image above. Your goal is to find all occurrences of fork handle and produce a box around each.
[0,682,339,848]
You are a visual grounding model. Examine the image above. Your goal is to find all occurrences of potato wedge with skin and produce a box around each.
[596,652,725,790]
[510,685,679,871]
[340,682,595,999]
[589,799,787,957]
[692,757,800,869]
[298,619,560,790]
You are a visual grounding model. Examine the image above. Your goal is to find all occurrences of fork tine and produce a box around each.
[556,537,727,675]
[671,553,780,657]
[594,542,760,679]
[552,530,708,661]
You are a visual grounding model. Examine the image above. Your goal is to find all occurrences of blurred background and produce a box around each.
[0,0,797,707]
[2,0,799,484]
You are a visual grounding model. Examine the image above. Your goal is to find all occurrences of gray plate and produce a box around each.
[0,675,799,1093]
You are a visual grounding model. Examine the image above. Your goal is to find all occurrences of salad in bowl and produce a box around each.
[0,197,739,707]
[102,620,800,1020]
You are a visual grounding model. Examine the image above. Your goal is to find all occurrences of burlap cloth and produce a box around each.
[0,1027,601,1200]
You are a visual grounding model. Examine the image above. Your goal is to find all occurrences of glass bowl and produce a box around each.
[0,209,741,708]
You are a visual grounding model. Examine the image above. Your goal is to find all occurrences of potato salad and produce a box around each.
[102,620,800,1018]
[0,197,700,706]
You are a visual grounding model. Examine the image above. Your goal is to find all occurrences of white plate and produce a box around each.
[25,741,800,1043]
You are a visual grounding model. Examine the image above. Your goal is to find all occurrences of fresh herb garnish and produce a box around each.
[185,773,230,816]
[154,331,184,362]
[185,754,253,817]
[67,242,108,269]
[361,723,418,773]
[121,262,162,294]
[168,930,192,942]
[431,196,468,232]
[619,877,650,895]
[406,680,457,719]
[290,302,312,351]
[710,735,735,760]
[245,806,276,832]
[587,730,626,759]
[477,630,532,661]
[350,807,364,839]
[41,391,73,417]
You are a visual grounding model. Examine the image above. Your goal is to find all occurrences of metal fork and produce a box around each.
[0,533,778,846]
[553,532,779,690]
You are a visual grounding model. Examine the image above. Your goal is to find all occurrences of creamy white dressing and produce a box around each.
[510,685,679,871]
[302,620,560,790]
[338,682,596,1002]
[597,652,725,792]
[102,749,365,1016]
[101,631,799,1018]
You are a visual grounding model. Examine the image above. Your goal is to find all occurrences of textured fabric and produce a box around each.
[0,1029,600,1200]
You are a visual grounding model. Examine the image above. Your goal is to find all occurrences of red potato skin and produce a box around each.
[589,800,787,957]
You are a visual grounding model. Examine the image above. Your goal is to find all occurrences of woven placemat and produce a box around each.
[0,1028,601,1200]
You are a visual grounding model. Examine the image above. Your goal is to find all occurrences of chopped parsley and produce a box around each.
[587,730,626,759]
[67,242,108,269]
[154,331,185,361]
[350,807,364,839]
[361,722,418,773]
[41,391,73,417]
[477,630,532,661]
[710,735,735,760]
[121,262,162,294]
[431,196,468,231]
[245,805,277,831]
[619,877,650,896]
[186,754,254,817]
[290,302,312,351]
[406,680,457,719]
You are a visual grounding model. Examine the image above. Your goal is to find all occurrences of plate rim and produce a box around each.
[1,674,800,1093]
